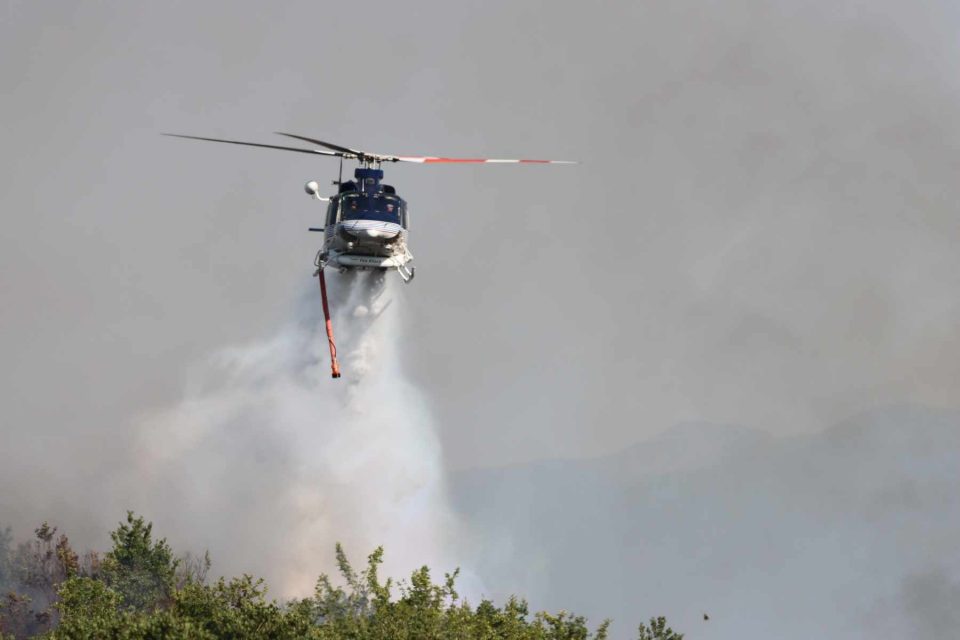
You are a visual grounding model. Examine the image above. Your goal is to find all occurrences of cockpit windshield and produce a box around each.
[340,194,403,225]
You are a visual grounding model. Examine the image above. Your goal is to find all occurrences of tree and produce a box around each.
[312,544,614,640]
[637,616,683,640]
[0,527,12,589]
[54,576,214,640]
[175,551,211,589]
[13,523,75,595]
[55,576,121,632]
[100,513,179,612]
[174,575,317,639]
[0,523,79,638]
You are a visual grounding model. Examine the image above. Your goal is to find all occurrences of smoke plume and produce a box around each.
[126,271,457,595]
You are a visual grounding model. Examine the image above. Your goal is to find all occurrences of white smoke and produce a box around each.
[125,271,459,596]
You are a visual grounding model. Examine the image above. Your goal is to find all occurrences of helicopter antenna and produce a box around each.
[337,155,343,186]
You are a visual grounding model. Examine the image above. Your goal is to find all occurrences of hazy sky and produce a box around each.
[3,0,960,629]
[5,1,960,470]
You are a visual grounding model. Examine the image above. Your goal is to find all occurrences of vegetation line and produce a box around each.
[0,512,681,639]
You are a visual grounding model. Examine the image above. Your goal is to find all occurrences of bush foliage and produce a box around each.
[0,514,681,639]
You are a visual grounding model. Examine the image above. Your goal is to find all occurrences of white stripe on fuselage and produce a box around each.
[339,219,402,234]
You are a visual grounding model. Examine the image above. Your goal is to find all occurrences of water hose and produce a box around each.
[317,269,341,379]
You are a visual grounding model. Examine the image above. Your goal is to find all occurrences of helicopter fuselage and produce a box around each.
[314,167,414,278]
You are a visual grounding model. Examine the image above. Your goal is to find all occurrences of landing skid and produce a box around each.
[397,263,415,284]
[316,250,414,283]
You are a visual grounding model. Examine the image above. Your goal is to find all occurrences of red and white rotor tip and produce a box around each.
[395,156,577,164]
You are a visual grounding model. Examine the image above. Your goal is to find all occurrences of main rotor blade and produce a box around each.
[274,132,363,157]
[273,133,577,164]
[394,156,577,164]
[163,133,342,157]
[168,133,577,165]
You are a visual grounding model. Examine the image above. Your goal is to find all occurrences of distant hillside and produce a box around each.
[450,405,960,640]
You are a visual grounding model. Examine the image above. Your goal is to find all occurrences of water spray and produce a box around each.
[130,273,460,596]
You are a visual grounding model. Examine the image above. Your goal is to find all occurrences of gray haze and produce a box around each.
[126,274,463,597]
[2,0,960,636]
[452,405,960,638]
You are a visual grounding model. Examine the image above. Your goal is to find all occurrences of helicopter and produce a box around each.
[164,132,574,377]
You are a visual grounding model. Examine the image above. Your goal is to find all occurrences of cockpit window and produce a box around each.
[340,194,404,225]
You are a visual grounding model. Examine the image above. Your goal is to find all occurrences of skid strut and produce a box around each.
[317,268,341,379]
[397,263,415,283]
